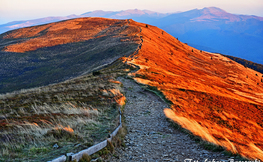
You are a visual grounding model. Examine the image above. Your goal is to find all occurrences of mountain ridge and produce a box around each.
[154,7,263,64]
[0,9,170,34]
[0,17,141,93]
[0,17,262,160]
[1,7,262,64]
[2,7,263,34]
[123,20,263,160]
[192,7,263,22]
[1,7,263,64]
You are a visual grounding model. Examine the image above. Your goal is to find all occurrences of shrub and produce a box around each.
[107,139,114,153]
[79,153,91,162]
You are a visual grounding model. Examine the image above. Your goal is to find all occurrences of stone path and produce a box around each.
[107,77,232,162]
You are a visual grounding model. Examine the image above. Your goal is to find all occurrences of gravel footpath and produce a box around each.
[107,77,232,162]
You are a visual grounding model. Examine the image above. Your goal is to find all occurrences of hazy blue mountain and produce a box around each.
[81,10,119,17]
[0,15,79,34]
[0,9,168,34]
[0,7,262,63]
[81,9,169,19]
[82,9,171,25]
[151,7,263,64]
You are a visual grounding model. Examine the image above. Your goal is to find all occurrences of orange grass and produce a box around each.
[55,124,74,133]
[124,20,263,160]
[3,17,130,53]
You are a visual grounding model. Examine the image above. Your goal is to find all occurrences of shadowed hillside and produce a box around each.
[0,18,145,161]
[0,18,140,93]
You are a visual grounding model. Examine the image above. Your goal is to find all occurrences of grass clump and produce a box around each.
[79,154,92,162]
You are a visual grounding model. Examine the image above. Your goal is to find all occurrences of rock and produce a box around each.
[0,116,6,120]
[149,131,156,135]
[66,152,74,156]
[53,143,59,149]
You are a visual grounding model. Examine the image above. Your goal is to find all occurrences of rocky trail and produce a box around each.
[107,77,232,162]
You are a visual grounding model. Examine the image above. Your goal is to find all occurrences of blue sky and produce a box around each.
[1,0,263,24]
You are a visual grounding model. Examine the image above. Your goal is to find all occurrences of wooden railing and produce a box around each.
[48,107,122,162]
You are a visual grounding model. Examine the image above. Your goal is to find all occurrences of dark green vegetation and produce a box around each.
[0,60,132,161]
[223,54,263,74]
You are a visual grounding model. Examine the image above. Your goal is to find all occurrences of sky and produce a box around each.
[1,0,263,24]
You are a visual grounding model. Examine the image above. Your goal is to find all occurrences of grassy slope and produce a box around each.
[0,17,140,94]
[223,54,263,74]
[0,18,141,161]
[0,59,135,161]
[125,20,263,160]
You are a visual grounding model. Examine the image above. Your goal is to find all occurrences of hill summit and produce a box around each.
[0,18,140,93]
[123,20,263,160]
[0,17,263,160]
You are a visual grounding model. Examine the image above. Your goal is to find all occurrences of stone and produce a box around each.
[53,143,59,149]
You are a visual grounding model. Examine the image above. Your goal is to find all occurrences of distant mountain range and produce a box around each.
[0,9,169,34]
[154,7,263,64]
[0,15,79,34]
[1,7,262,64]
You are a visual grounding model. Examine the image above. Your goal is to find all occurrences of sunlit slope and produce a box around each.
[2,17,137,53]
[125,20,263,160]
[0,18,141,93]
